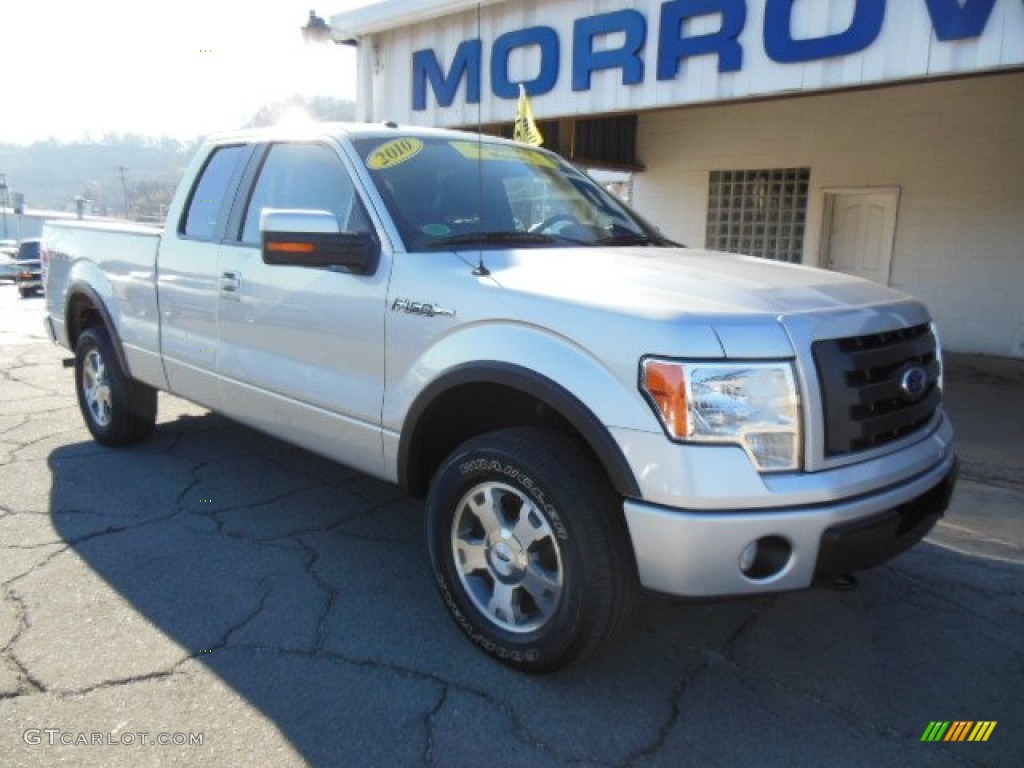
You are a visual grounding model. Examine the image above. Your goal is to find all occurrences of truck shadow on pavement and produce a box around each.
[43,414,1023,765]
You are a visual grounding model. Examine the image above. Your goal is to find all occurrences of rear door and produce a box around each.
[158,143,253,408]
[215,140,390,477]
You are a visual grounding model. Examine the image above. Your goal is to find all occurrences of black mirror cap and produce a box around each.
[262,230,380,275]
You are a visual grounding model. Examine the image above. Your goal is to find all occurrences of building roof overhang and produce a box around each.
[330,0,508,41]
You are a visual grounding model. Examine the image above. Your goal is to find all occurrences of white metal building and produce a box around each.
[0,207,104,242]
[328,0,1024,357]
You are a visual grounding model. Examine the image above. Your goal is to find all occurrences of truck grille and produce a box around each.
[813,324,941,457]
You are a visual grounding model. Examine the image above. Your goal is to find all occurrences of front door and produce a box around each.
[822,188,900,285]
[215,141,390,478]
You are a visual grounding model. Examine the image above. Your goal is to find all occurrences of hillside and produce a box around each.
[0,96,357,220]
[0,135,195,219]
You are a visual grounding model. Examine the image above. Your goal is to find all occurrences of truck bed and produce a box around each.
[43,219,164,387]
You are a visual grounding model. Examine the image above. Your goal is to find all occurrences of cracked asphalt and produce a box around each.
[1,289,1022,767]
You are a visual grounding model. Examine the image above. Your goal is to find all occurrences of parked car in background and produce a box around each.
[0,239,18,280]
[3,239,33,284]
[15,258,43,297]
[0,252,20,283]
[14,239,43,297]
[16,238,41,261]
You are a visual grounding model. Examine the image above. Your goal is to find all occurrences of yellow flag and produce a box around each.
[514,84,543,146]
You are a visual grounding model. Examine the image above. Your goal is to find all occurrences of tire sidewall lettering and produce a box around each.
[459,456,568,541]
[434,572,540,663]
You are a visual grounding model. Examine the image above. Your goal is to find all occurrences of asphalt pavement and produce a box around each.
[1,288,1021,767]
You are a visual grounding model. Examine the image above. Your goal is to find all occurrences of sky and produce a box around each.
[2,0,374,144]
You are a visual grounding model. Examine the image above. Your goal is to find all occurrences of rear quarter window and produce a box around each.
[182,145,247,241]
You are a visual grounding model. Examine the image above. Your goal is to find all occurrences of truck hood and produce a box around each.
[485,246,909,318]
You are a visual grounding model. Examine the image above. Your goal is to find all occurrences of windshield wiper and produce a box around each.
[424,231,588,249]
[597,232,674,246]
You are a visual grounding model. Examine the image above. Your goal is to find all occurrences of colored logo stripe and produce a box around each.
[968,722,997,742]
[945,721,973,741]
[920,721,996,742]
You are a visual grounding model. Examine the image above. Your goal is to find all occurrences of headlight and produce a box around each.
[640,359,802,472]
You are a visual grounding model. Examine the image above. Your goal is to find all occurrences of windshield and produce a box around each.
[351,135,669,252]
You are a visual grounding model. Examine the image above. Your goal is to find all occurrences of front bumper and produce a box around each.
[623,452,957,598]
[812,459,956,583]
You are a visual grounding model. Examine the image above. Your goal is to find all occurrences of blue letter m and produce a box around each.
[413,40,482,110]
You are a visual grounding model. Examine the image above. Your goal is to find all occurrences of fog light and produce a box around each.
[739,536,792,580]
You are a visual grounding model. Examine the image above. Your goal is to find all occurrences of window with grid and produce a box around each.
[706,168,809,263]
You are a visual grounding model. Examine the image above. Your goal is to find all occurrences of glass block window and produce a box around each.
[706,168,810,263]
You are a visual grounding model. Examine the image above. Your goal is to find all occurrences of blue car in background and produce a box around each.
[0,239,18,283]
[14,239,43,297]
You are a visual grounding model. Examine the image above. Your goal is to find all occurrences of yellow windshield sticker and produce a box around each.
[449,141,558,168]
[367,138,424,170]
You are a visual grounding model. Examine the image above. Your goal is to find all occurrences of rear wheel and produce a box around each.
[75,327,157,446]
[426,427,636,672]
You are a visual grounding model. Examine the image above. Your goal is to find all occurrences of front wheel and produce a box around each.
[74,327,157,446]
[425,427,636,672]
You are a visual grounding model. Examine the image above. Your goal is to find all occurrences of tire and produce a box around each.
[426,426,637,672]
[19,287,31,298]
[74,327,157,446]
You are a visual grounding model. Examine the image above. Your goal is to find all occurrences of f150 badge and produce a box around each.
[391,298,456,318]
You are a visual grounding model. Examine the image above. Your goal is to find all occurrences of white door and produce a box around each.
[823,189,899,285]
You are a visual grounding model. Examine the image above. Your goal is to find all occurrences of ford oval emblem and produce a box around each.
[899,366,928,401]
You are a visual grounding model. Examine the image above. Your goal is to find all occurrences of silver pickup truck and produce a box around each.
[43,124,957,671]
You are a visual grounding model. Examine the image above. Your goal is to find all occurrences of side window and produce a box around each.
[241,143,371,245]
[182,145,247,240]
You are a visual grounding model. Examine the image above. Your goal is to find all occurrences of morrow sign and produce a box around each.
[412,0,1002,110]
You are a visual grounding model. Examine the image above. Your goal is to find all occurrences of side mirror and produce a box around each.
[260,209,379,275]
